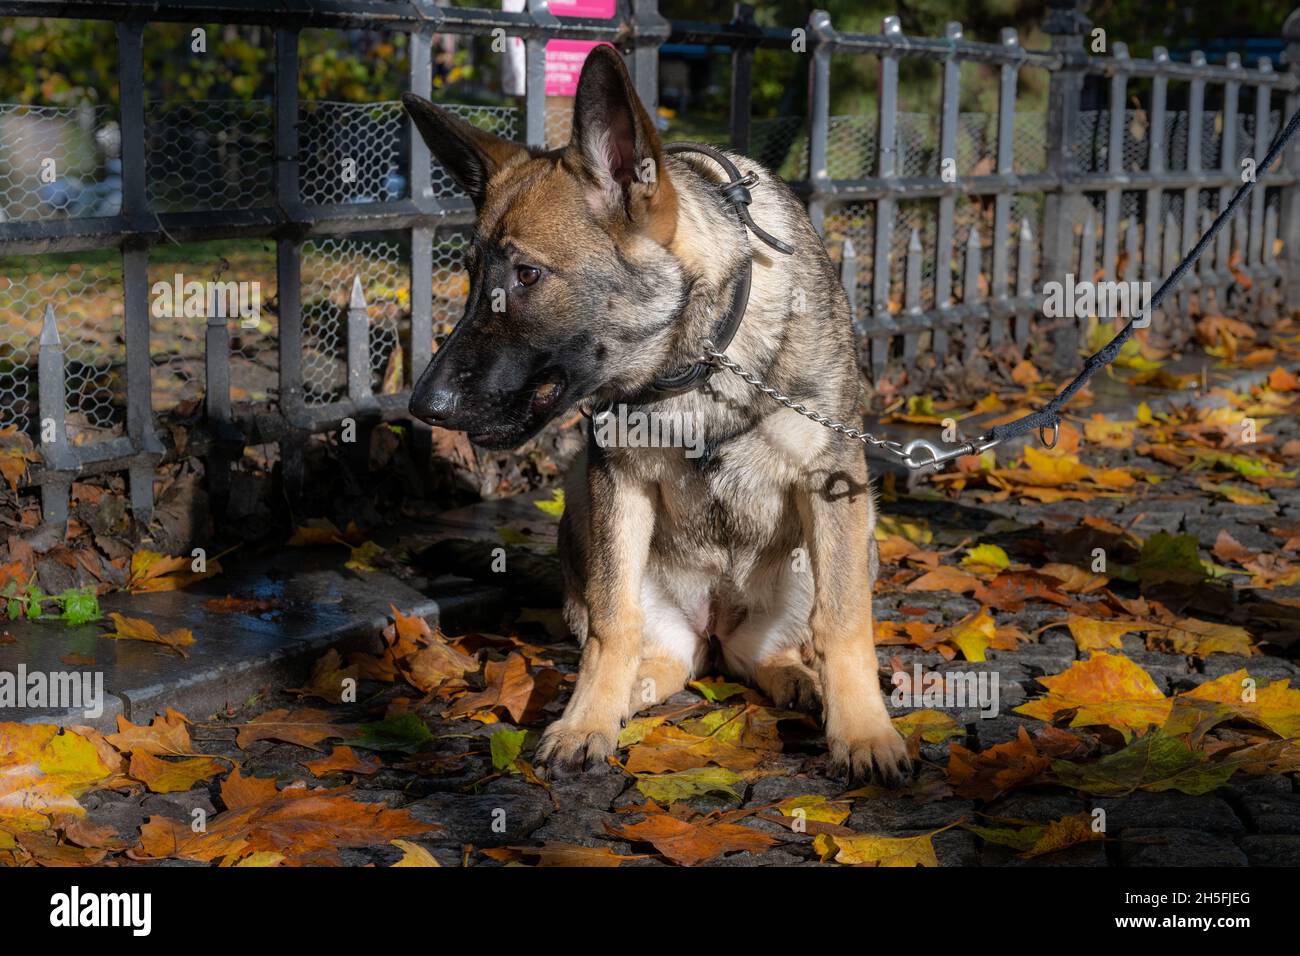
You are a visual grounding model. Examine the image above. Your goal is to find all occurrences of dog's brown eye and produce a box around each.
[517,265,541,287]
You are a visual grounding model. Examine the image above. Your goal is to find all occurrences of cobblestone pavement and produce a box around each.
[14,372,1300,868]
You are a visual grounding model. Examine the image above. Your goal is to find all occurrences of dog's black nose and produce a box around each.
[409,387,458,425]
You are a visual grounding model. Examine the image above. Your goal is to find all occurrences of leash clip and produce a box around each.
[899,435,1000,471]
[1039,422,1059,449]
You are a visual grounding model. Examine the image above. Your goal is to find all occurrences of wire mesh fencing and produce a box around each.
[1,0,1299,528]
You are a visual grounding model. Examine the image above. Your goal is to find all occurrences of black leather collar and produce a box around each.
[614,141,793,407]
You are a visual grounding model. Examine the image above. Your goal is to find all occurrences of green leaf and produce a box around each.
[964,822,1044,852]
[1050,729,1239,796]
[489,727,528,772]
[1134,532,1207,588]
[687,678,748,702]
[6,598,23,621]
[342,713,434,753]
[892,709,965,744]
[618,715,668,748]
[58,588,101,626]
[634,766,746,803]
[345,541,384,572]
[677,706,745,738]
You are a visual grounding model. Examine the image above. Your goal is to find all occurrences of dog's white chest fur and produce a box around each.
[562,399,839,680]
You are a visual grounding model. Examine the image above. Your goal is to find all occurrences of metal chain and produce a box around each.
[699,341,994,470]
[701,343,904,453]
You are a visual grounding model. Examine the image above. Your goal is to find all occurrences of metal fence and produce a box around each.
[2,0,1300,531]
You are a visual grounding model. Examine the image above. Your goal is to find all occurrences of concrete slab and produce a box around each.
[0,549,502,729]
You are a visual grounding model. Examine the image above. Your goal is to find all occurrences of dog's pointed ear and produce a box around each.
[567,45,675,232]
[403,93,524,207]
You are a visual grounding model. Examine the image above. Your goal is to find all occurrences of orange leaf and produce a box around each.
[128,750,225,793]
[104,613,195,658]
[947,727,1052,800]
[304,746,381,777]
[220,767,281,810]
[234,708,356,752]
[906,566,981,594]
[106,710,193,756]
[608,813,775,866]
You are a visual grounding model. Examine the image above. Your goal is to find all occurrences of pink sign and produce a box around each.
[544,40,612,97]
[548,0,615,17]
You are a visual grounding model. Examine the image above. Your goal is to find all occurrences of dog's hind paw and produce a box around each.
[534,719,618,776]
[755,661,823,714]
[826,725,913,788]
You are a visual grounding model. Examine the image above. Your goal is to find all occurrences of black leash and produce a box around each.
[606,110,1300,470]
[977,102,1300,454]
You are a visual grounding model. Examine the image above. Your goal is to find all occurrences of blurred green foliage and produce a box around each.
[0,20,456,105]
[0,2,1289,116]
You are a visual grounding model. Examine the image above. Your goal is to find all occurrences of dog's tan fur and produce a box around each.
[404,47,909,783]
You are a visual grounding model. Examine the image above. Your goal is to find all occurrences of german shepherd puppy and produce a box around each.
[403,46,909,783]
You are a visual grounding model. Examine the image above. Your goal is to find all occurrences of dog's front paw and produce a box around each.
[534,719,619,775]
[827,722,912,787]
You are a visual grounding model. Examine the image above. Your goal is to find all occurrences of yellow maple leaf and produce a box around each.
[813,830,940,867]
[1015,653,1171,739]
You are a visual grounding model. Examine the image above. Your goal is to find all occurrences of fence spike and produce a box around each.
[1234,208,1250,270]
[904,227,923,313]
[1080,212,1097,278]
[1123,217,1139,282]
[1016,217,1034,298]
[1264,203,1279,267]
[346,275,373,405]
[1198,208,1215,274]
[1015,217,1034,343]
[349,274,368,311]
[37,304,70,471]
[1159,212,1181,319]
[962,227,982,360]
[39,303,60,347]
[1163,212,1181,265]
[964,227,982,300]
[206,305,233,428]
[840,237,858,325]
[900,228,923,364]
